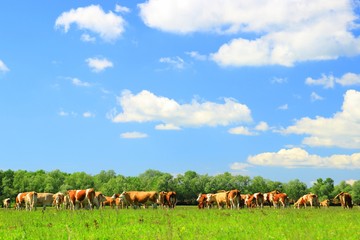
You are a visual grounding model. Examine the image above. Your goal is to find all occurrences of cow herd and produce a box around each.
[2,189,177,211]
[196,190,355,210]
[1,189,354,211]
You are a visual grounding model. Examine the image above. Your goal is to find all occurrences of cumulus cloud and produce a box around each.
[120,131,148,139]
[306,72,360,88]
[70,77,91,87]
[139,0,360,67]
[230,162,252,171]
[0,59,9,73]
[55,5,126,42]
[86,57,113,72]
[186,51,207,61]
[109,90,252,129]
[282,89,360,149]
[115,4,130,13]
[255,121,269,131]
[247,148,360,169]
[228,126,255,135]
[81,33,96,42]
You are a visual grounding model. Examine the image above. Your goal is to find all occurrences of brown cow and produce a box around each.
[158,191,177,209]
[119,191,159,209]
[36,193,54,210]
[53,192,65,210]
[91,192,107,209]
[196,193,208,209]
[245,192,264,208]
[294,197,307,209]
[227,189,241,209]
[271,192,288,208]
[15,192,29,210]
[68,188,96,210]
[25,191,38,211]
[102,196,116,208]
[300,193,319,208]
[206,192,229,209]
[334,192,353,209]
[3,198,10,209]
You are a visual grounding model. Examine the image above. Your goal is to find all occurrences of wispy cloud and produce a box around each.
[278,104,288,110]
[120,131,148,139]
[0,59,9,73]
[70,77,91,87]
[159,56,185,69]
[310,92,324,102]
[305,72,360,88]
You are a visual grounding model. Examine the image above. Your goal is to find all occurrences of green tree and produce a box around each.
[283,179,308,201]
[310,178,334,200]
[351,180,360,204]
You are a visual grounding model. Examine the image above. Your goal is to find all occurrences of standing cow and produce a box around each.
[333,192,353,209]
[36,193,54,210]
[3,198,11,209]
[53,192,65,210]
[68,188,96,210]
[25,192,38,211]
[206,191,229,209]
[227,189,241,209]
[119,191,158,209]
[15,192,29,210]
[196,193,208,209]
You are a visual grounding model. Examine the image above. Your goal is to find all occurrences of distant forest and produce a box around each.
[1,169,359,205]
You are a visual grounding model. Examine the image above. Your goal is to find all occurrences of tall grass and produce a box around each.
[0,207,359,239]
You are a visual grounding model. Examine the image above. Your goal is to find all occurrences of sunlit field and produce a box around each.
[0,206,359,239]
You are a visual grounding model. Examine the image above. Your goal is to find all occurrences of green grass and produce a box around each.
[0,207,359,239]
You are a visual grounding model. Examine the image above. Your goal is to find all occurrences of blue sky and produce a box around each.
[1,1,360,186]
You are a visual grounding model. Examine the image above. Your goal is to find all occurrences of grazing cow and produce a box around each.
[111,193,129,209]
[294,197,307,209]
[159,191,177,209]
[119,191,159,209]
[15,192,29,210]
[245,193,264,208]
[93,192,107,209]
[271,192,288,208]
[25,191,38,211]
[334,192,353,209]
[300,193,319,208]
[63,195,71,209]
[67,188,96,210]
[206,192,229,209]
[53,192,65,210]
[158,191,168,208]
[102,196,116,209]
[36,193,54,210]
[319,199,330,208]
[3,198,10,209]
[196,193,208,209]
[227,189,241,209]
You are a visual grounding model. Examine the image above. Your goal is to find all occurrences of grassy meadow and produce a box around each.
[0,206,359,239]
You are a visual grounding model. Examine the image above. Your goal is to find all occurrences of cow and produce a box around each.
[333,192,353,209]
[119,191,159,209]
[158,191,168,208]
[93,192,107,209]
[158,191,177,209]
[264,190,280,207]
[67,188,96,210]
[239,194,247,208]
[111,193,128,209]
[319,199,330,208]
[63,195,71,209]
[299,193,319,208]
[196,193,208,209]
[15,192,29,210]
[53,192,65,210]
[36,193,54,210]
[245,192,264,208]
[270,192,288,208]
[102,196,116,209]
[294,197,307,209]
[3,198,10,209]
[227,189,241,209]
[206,191,229,209]
[25,191,38,211]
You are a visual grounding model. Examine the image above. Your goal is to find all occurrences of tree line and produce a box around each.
[1,169,359,205]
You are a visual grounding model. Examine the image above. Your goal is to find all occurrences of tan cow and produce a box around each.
[25,191,38,211]
[36,193,54,210]
[3,198,10,209]
[119,191,159,209]
[334,192,353,209]
[300,193,319,208]
[294,197,307,209]
[227,189,241,209]
[15,192,29,210]
[68,188,96,210]
[206,192,229,209]
[101,196,116,209]
[53,192,65,210]
[319,199,330,208]
[158,191,177,209]
[63,195,71,209]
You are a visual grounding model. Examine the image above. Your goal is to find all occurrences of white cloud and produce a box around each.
[230,162,252,171]
[115,4,130,13]
[282,89,360,149]
[120,131,148,139]
[139,0,360,67]
[109,90,252,128]
[70,77,91,87]
[83,111,95,118]
[248,147,360,169]
[186,51,207,61]
[86,57,113,72]
[255,121,269,131]
[346,179,357,185]
[0,59,9,73]
[278,104,288,110]
[310,92,324,102]
[228,126,255,135]
[306,72,360,88]
[159,57,185,69]
[155,124,181,130]
[81,33,96,42]
[55,5,125,42]
[271,77,287,84]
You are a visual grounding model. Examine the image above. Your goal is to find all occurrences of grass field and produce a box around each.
[0,206,359,239]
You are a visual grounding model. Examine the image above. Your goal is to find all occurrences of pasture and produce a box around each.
[0,206,359,239]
